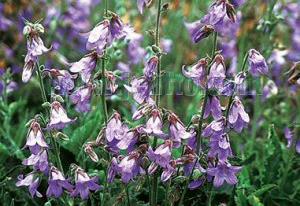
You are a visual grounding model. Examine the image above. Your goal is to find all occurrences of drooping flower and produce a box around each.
[207,55,226,90]
[207,161,241,187]
[47,101,76,130]
[26,35,51,58]
[248,49,268,77]
[86,19,110,54]
[16,173,42,198]
[47,166,73,198]
[202,117,226,138]
[70,83,94,113]
[46,69,76,95]
[69,52,97,83]
[262,80,278,102]
[71,166,102,200]
[182,58,208,88]
[124,77,153,104]
[144,56,158,80]
[22,149,49,173]
[204,96,222,120]
[22,55,37,83]
[284,127,293,148]
[24,121,48,154]
[107,157,120,183]
[161,161,177,182]
[185,20,214,43]
[137,0,152,14]
[142,109,165,137]
[169,112,194,147]
[118,151,144,183]
[228,97,249,133]
[110,13,126,40]
[148,140,172,168]
[105,71,118,94]
[208,133,232,161]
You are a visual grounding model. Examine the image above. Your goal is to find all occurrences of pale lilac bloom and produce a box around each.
[144,56,158,80]
[182,58,207,88]
[169,112,194,147]
[207,55,226,90]
[202,117,226,138]
[124,77,153,104]
[142,109,164,136]
[161,161,176,182]
[16,173,42,197]
[86,19,110,54]
[70,83,94,112]
[207,161,241,187]
[47,166,73,198]
[47,101,76,130]
[284,127,293,148]
[25,121,48,154]
[262,80,278,101]
[248,49,268,77]
[22,149,49,173]
[208,133,232,161]
[137,0,152,14]
[161,38,173,53]
[124,28,146,65]
[148,140,172,168]
[117,62,131,80]
[47,69,76,95]
[72,167,102,200]
[69,53,97,83]
[118,152,144,183]
[108,157,120,183]
[204,96,222,120]
[185,20,214,43]
[110,14,126,40]
[26,36,51,58]
[228,97,249,133]
[22,54,37,83]
[105,71,118,94]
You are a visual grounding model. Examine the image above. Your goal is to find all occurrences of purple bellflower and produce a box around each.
[248,49,268,77]
[47,101,76,130]
[72,166,102,200]
[22,149,49,173]
[144,56,159,80]
[204,96,223,120]
[148,140,173,168]
[22,55,37,83]
[228,97,249,133]
[47,166,73,198]
[207,55,226,90]
[70,83,94,113]
[182,58,208,88]
[137,0,152,14]
[262,80,278,102]
[184,21,214,43]
[25,121,48,154]
[142,109,164,136]
[208,133,233,161]
[125,77,153,104]
[105,71,118,94]
[47,69,76,95]
[207,161,241,188]
[69,52,97,83]
[202,117,227,139]
[161,160,177,182]
[16,173,42,198]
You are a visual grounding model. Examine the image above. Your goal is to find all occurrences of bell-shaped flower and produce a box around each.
[70,83,94,113]
[204,96,222,120]
[182,58,208,88]
[142,109,165,137]
[69,52,97,83]
[144,56,158,80]
[124,77,153,104]
[118,152,144,183]
[148,140,172,168]
[208,133,233,161]
[22,149,49,173]
[24,121,48,154]
[207,55,226,90]
[16,173,42,197]
[202,117,226,138]
[228,97,249,133]
[207,161,241,188]
[47,101,76,130]
[185,20,214,43]
[71,166,102,200]
[47,166,73,198]
[22,55,37,83]
[248,49,268,77]
[47,69,76,95]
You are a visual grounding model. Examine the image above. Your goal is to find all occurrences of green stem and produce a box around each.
[36,65,47,103]
[164,179,171,206]
[101,57,109,125]
[126,185,131,206]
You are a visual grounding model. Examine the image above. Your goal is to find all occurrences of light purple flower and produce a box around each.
[148,140,172,168]
[47,69,76,95]
[124,77,153,104]
[86,19,110,54]
[125,28,146,65]
[161,161,176,182]
[16,173,42,198]
[207,161,241,188]
[169,112,194,147]
[22,149,49,173]
[144,56,158,80]
[69,52,97,83]
[262,80,278,102]
[118,152,144,183]
[105,71,118,94]
[71,167,102,200]
[70,83,94,113]
[185,20,214,43]
[47,166,73,198]
[202,117,226,138]
[110,13,126,40]
[161,38,173,53]
[231,0,246,7]
[284,127,293,148]
[108,157,120,183]
[142,109,164,136]
[26,36,51,58]
[22,55,37,83]
[204,96,222,120]
[47,101,76,130]
[208,133,232,161]
[248,49,268,77]
[117,62,131,80]
[228,97,249,133]
[24,121,48,154]
[137,0,152,14]
[207,55,226,90]
[182,58,207,88]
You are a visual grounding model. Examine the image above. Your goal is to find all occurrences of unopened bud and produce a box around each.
[84,144,99,163]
